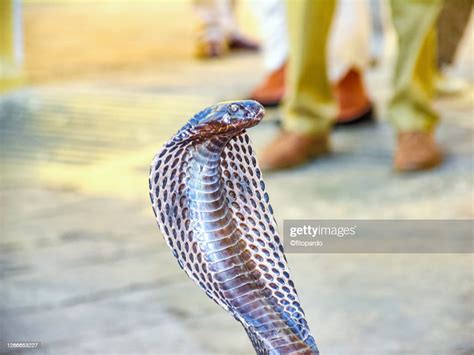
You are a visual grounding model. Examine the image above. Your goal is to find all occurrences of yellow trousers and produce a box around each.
[0,0,24,92]
[283,0,442,135]
[0,0,14,76]
[389,0,442,132]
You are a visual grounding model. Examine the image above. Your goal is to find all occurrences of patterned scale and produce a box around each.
[149,101,319,355]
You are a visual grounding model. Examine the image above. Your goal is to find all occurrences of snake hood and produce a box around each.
[149,100,319,354]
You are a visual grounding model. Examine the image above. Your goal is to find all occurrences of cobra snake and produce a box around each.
[149,100,318,354]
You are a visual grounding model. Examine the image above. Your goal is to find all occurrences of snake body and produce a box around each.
[149,100,318,354]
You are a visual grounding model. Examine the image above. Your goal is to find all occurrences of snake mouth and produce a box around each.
[254,104,265,122]
[240,100,265,128]
[196,102,264,137]
[174,100,266,143]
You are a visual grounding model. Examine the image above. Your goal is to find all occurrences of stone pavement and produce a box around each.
[1,2,474,355]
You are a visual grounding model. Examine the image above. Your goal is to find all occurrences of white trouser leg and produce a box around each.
[251,0,288,72]
[328,0,371,81]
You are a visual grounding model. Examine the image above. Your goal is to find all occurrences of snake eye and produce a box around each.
[222,114,231,124]
[229,104,239,113]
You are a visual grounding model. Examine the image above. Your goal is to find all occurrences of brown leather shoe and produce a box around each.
[228,34,260,51]
[333,68,374,125]
[259,131,330,171]
[249,63,286,107]
[394,131,443,171]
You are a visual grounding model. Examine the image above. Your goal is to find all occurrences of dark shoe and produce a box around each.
[249,63,286,107]
[259,131,330,171]
[333,68,374,126]
[394,131,443,171]
[228,34,260,51]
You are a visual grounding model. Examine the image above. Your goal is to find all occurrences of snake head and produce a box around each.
[176,100,265,142]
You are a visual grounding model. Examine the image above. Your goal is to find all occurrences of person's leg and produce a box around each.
[218,0,238,37]
[249,0,288,106]
[435,0,472,95]
[251,0,288,73]
[328,0,371,83]
[259,0,336,171]
[437,0,472,68]
[283,0,337,135]
[0,0,23,92]
[369,0,385,66]
[193,0,227,58]
[219,0,259,51]
[389,0,443,170]
[330,0,373,125]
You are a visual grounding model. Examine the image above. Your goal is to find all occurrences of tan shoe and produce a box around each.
[394,131,443,171]
[333,68,374,125]
[194,39,228,59]
[259,131,330,171]
[249,63,286,107]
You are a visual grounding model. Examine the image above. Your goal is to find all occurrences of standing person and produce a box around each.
[249,0,373,126]
[193,0,259,58]
[259,0,443,172]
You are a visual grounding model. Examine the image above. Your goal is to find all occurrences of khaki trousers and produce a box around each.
[283,0,442,134]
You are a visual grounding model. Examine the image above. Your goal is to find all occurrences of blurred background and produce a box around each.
[1,0,473,354]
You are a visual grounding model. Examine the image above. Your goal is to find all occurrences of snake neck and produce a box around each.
[184,137,318,355]
[186,136,232,237]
